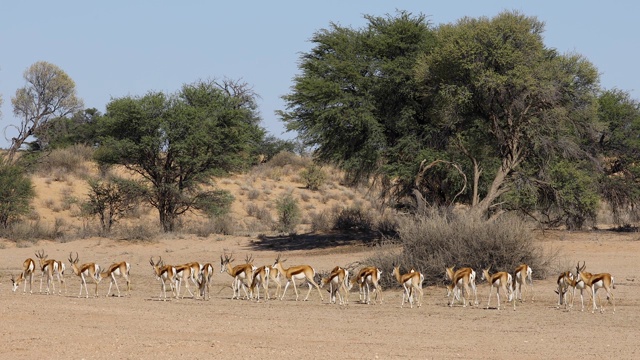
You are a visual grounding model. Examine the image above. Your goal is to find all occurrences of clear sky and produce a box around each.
[1,1,638,148]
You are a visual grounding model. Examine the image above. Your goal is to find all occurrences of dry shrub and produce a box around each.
[247,189,260,200]
[1,219,66,242]
[37,144,93,177]
[116,223,159,242]
[310,210,333,232]
[190,216,236,237]
[332,206,373,232]
[246,203,273,223]
[275,193,301,234]
[367,209,555,287]
[266,152,309,169]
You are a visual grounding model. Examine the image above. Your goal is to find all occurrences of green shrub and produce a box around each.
[275,194,301,234]
[300,164,326,191]
[0,164,35,228]
[194,190,234,217]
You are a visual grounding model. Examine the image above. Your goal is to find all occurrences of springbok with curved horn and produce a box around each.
[272,254,324,302]
[68,252,101,298]
[11,258,37,294]
[149,256,177,301]
[35,250,66,295]
[219,253,254,299]
[575,261,615,313]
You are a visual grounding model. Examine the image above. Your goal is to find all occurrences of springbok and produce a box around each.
[35,250,66,295]
[392,264,423,308]
[575,261,615,313]
[272,254,324,301]
[514,264,534,302]
[68,252,101,298]
[98,261,131,297]
[320,266,350,305]
[149,256,177,300]
[10,258,37,294]
[481,267,515,310]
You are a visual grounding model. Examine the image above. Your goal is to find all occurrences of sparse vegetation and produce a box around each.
[83,177,145,233]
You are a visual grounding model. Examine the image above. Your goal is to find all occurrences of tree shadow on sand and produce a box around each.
[248,231,379,252]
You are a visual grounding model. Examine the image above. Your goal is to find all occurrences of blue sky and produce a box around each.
[1,1,638,148]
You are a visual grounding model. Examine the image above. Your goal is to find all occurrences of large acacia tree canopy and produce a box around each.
[280,11,435,183]
[96,79,264,231]
[280,10,625,227]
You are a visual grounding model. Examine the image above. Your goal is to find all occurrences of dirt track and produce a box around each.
[1,230,638,359]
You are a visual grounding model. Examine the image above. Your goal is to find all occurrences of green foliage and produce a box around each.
[0,164,35,228]
[548,161,599,230]
[275,194,301,234]
[193,190,234,217]
[299,164,326,191]
[256,135,299,162]
[95,79,264,231]
[84,177,145,232]
[280,10,435,184]
[32,108,102,150]
[415,11,600,216]
[282,10,605,227]
[596,89,640,223]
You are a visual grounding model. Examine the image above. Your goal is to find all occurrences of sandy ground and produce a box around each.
[0,230,638,360]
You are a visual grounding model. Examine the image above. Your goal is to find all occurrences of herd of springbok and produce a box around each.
[7,250,616,313]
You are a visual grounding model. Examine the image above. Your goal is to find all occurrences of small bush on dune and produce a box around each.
[191,216,237,237]
[300,164,326,191]
[275,194,300,234]
[36,144,93,177]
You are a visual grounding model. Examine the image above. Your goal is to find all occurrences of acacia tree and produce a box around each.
[95,79,264,232]
[8,61,83,162]
[280,11,435,185]
[414,11,601,220]
[596,89,640,224]
[282,11,603,224]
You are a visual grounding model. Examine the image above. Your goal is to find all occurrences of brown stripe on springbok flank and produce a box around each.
[453,268,472,283]
[288,266,309,277]
[492,272,509,285]
[515,264,527,275]
[590,273,610,285]
[80,264,94,273]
